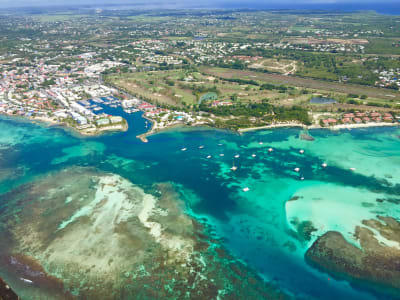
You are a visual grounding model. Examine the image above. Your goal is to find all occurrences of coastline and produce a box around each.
[238,122,306,133]
[1,113,398,142]
[136,119,400,143]
[136,119,188,143]
[136,116,155,143]
[326,122,400,130]
[136,115,213,143]
[238,121,399,133]
[0,114,129,138]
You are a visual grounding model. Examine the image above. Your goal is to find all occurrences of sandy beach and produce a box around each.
[238,121,399,133]
[238,122,306,133]
[329,122,400,130]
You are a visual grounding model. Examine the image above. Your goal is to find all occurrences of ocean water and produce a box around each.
[0,109,399,299]
[215,2,400,15]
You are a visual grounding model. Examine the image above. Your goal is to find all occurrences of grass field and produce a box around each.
[200,67,400,102]
[106,69,314,107]
[365,38,400,55]
[107,70,213,106]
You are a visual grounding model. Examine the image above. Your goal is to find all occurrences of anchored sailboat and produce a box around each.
[231,159,238,171]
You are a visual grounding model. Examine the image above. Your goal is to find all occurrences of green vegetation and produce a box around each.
[200,101,311,129]
[1,7,400,131]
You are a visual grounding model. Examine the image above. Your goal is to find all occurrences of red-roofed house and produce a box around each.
[322,118,337,126]
[342,118,352,124]
[370,112,381,117]
[383,113,393,118]
[138,103,156,111]
[343,113,355,118]
[362,117,370,123]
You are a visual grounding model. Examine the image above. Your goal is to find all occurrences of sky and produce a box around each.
[0,0,398,9]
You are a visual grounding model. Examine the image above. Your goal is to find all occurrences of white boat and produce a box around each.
[206,155,212,159]
[242,187,250,192]
[199,145,204,149]
[252,154,256,158]
[299,149,304,154]
[259,142,263,145]
[231,159,238,171]
[268,148,274,152]
[220,154,224,157]
[300,176,305,181]
[349,167,356,171]
[20,278,33,284]
[234,154,240,158]
[294,167,300,172]
[181,148,187,151]
[322,163,327,168]
[218,143,223,146]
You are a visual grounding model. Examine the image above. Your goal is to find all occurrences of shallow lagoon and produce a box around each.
[0,112,399,299]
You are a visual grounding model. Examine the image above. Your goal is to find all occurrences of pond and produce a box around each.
[310,97,337,104]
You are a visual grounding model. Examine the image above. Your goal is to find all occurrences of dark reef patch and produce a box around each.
[306,218,400,298]
[290,219,318,243]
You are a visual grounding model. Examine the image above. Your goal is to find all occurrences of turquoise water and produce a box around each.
[0,109,399,299]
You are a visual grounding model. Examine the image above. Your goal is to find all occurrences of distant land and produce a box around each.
[0,2,399,15]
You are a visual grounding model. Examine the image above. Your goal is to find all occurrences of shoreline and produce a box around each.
[1,113,398,142]
[238,121,399,133]
[0,113,129,138]
[137,120,399,142]
[46,119,129,137]
[136,116,155,143]
[238,122,306,133]
[327,122,399,130]
[136,120,187,143]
